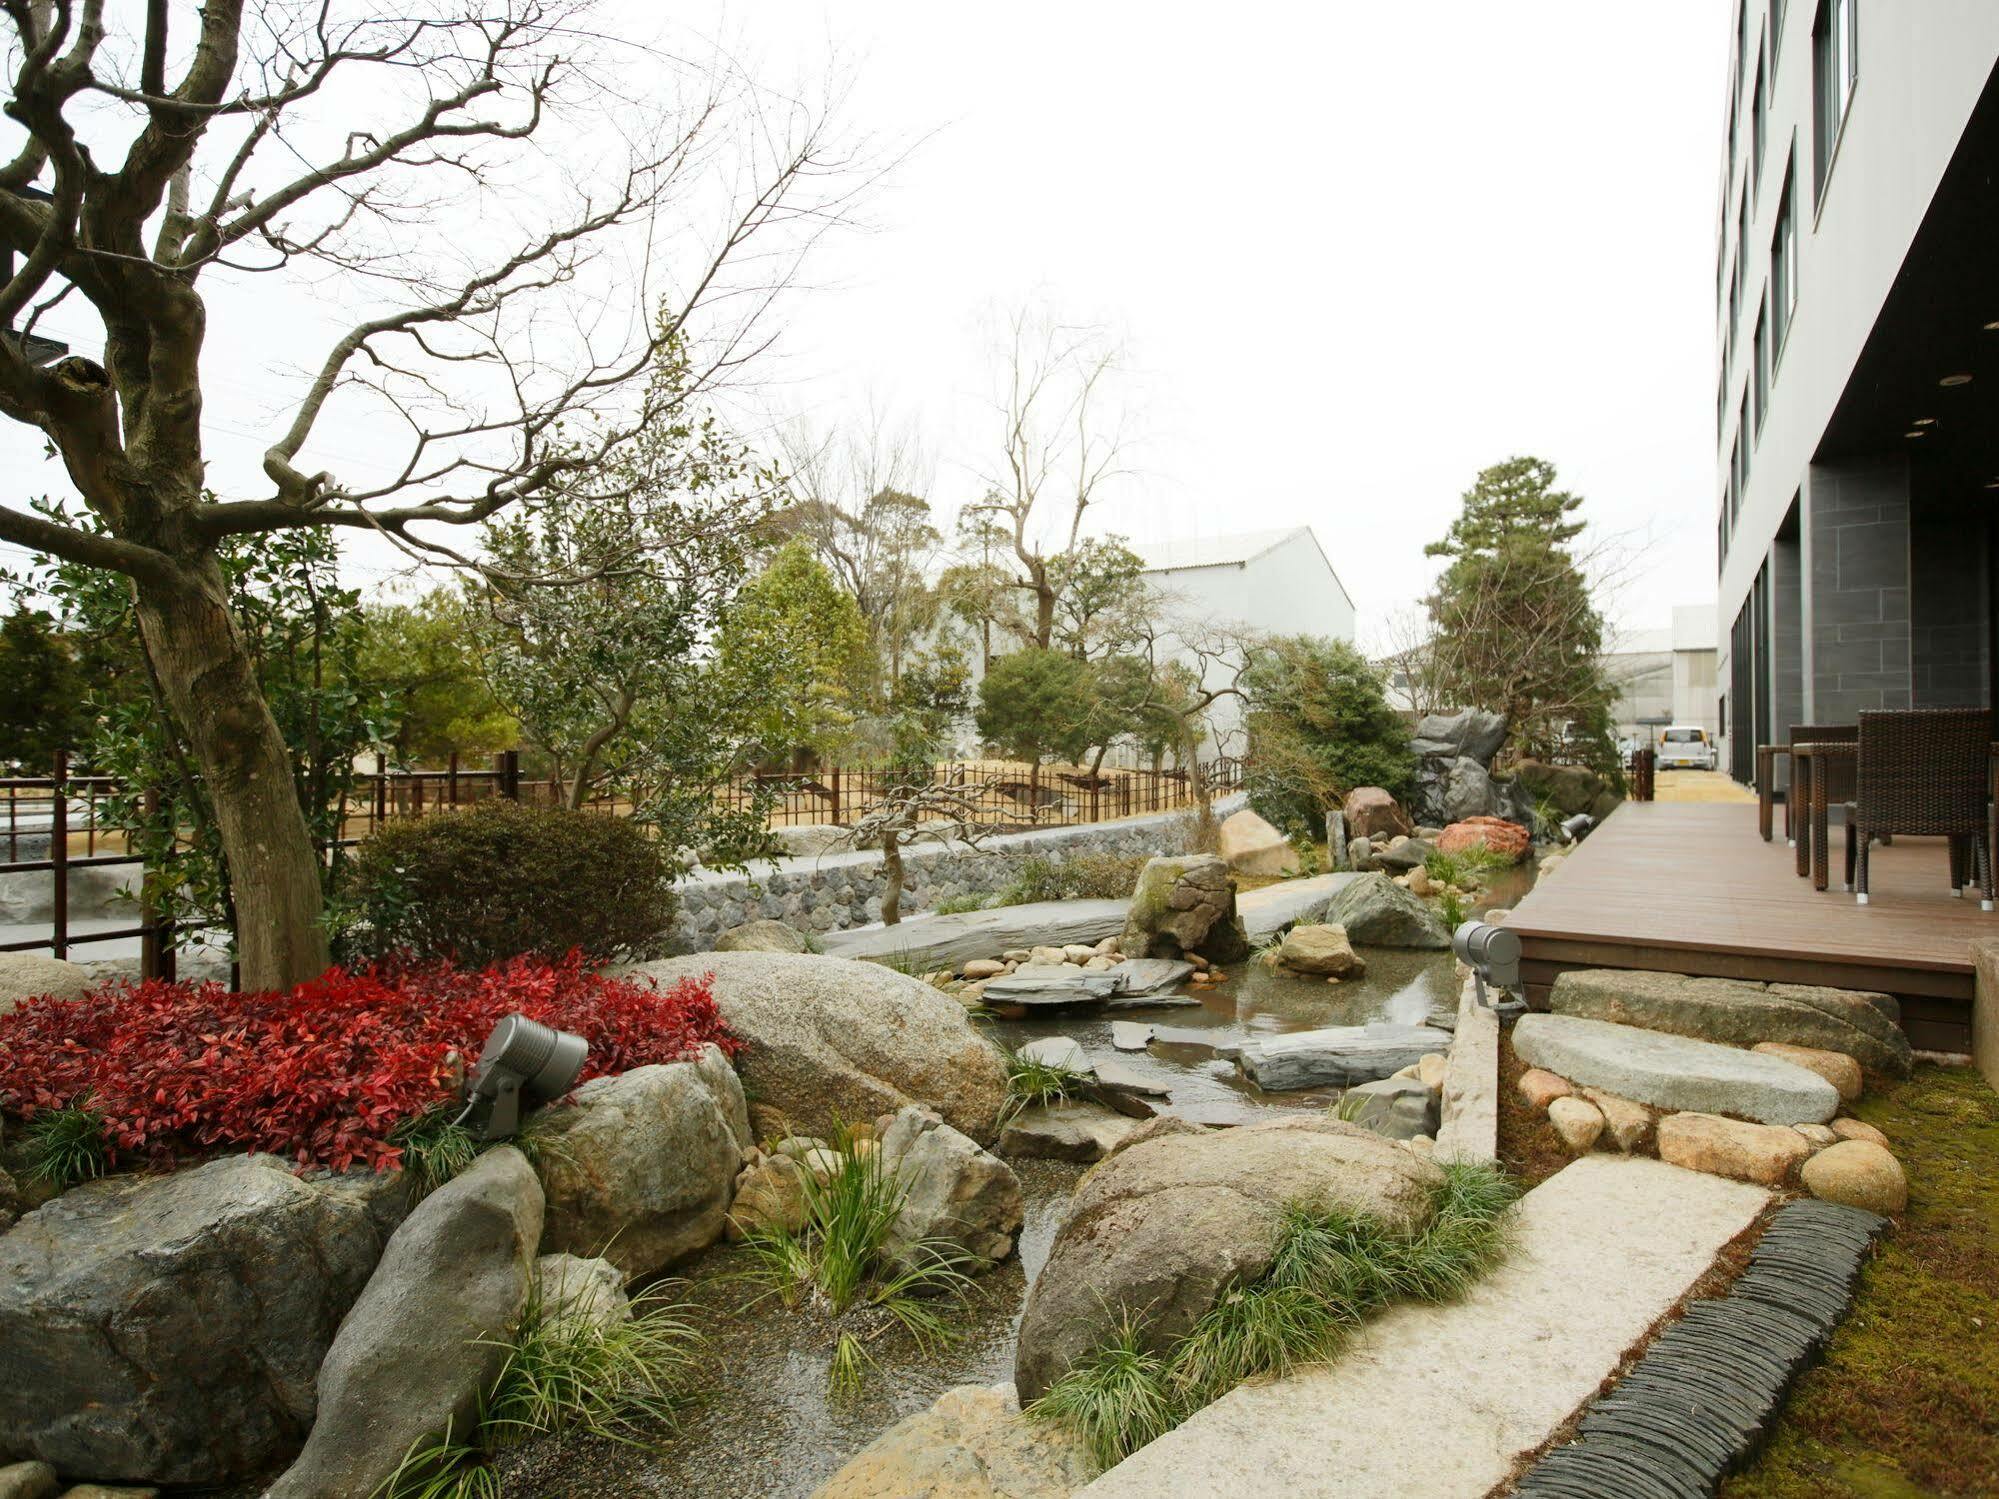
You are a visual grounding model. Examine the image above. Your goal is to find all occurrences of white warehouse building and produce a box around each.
[1713,1,1999,787]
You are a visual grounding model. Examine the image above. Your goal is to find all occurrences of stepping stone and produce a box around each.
[1018,1037,1092,1074]
[1513,1014,1840,1125]
[981,968,1121,1008]
[1236,1024,1454,1091]
[998,1101,1137,1162]
[1092,1059,1169,1097]
[1110,1021,1154,1051]
[1078,1157,1770,1498]
[1110,957,1195,995]
[1237,873,1363,937]
[822,899,1129,972]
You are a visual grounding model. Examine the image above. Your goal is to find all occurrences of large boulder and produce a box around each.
[532,1045,748,1279]
[1342,787,1413,843]
[268,1147,543,1499]
[811,1381,1093,1499]
[1513,1013,1841,1125]
[877,1106,1024,1271]
[712,918,810,953]
[1509,760,1608,819]
[1410,709,1509,765]
[0,1155,403,1484]
[1218,809,1295,879]
[1013,1117,1443,1402]
[1273,923,1366,978]
[1548,970,1912,1076]
[1338,1076,1440,1141]
[1437,816,1531,865]
[1414,757,1500,827]
[727,1154,810,1240]
[1325,872,1449,949]
[0,953,94,1018]
[633,953,1009,1144]
[1120,854,1249,963]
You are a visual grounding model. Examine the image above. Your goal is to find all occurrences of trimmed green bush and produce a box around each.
[343,799,677,965]
[1239,635,1415,841]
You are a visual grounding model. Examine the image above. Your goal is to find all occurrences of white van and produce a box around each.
[1656,725,1716,770]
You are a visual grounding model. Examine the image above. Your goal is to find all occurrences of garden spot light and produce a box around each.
[1559,812,1595,845]
[1452,919,1523,1014]
[460,1015,588,1141]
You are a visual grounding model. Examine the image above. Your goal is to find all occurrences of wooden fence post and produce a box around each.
[49,750,67,961]
[497,750,521,800]
[830,766,842,825]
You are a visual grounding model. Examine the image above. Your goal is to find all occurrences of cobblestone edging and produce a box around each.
[670,794,1247,953]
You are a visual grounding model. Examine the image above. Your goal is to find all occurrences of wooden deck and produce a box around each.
[1507,801,1990,1052]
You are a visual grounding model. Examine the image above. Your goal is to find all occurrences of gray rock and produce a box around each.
[1348,835,1374,870]
[712,918,810,953]
[1111,1021,1154,1051]
[997,1101,1138,1162]
[1339,1077,1442,1140]
[532,1046,746,1278]
[1122,855,1249,963]
[1219,808,1296,878]
[1510,760,1607,818]
[1273,923,1367,978]
[811,1381,1093,1499]
[268,1147,543,1499]
[1373,837,1434,873]
[981,968,1122,1008]
[1411,709,1509,765]
[1548,969,1912,1076]
[878,1107,1024,1271]
[819,900,1128,972]
[1325,873,1449,949]
[1237,872,1362,938]
[1109,956,1197,995]
[1512,1013,1842,1125]
[1017,1037,1092,1074]
[1014,1118,1443,1402]
[774,824,852,856]
[1237,1023,1455,1091]
[1092,1060,1170,1097]
[632,953,1009,1144]
[0,953,93,1018]
[1416,756,1501,825]
[534,1253,630,1332]
[0,1155,400,1484]
[1326,809,1349,869]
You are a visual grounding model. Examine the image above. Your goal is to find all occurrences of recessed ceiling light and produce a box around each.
[1940,373,1975,387]
[1987,477,1999,489]
[1905,430,1928,438]
[1985,320,1999,331]
[1912,417,1937,426]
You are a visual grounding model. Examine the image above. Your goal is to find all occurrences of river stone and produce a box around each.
[1219,808,1295,878]
[1437,816,1532,865]
[1238,1023,1454,1092]
[268,1147,542,1499]
[0,1155,401,1484]
[534,1253,630,1333]
[1831,1116,1891,1149]
[1111,1021,1154,1051]
[1581,1089,1654,1153]
[532,1045,748,1279]
[1513,1013,1840,1125]
[632,953,1009,1144]
[997,1101,1137,1162]
[1518,1068,1573,1110]
[878,1107,1024,1271]
[0,1463,57,1499]
[1752,1042,1864,1102]
[1374,837,1434,874]
[1656,1113,1812,1185]
[1018,1036,1091,1074]
[727,1154,809,1240]
[811,1380,1093,1499]
[1548,1096,1605,1153]
[1548,969,1911,1076]
[1121,854,1250,962]
[1274,923,1367,978]
[1342,787,1413,842]
[1411,709,1509,765]
[1800,1139,1907,1213]
[1014,1117,1442,1402]
[0,953,94,1017]
[712,918,810,953]
[1325,873,1449,949]
[1337,1076,1439,1140]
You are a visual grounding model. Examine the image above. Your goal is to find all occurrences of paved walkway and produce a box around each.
[1655,769,1758,804]
[1080,1156,1770,1499]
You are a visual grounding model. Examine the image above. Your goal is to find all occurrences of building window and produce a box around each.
[1771,154,1798,353]
[1737,395,1751,494]
[1750,49,1768,197]
[1813,0,1858,200]
[1753,305,1771,435]
[1732,192,1748,334]
[1771,0,1788,64]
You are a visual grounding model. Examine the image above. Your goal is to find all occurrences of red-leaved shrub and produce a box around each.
[0,953,734,1173]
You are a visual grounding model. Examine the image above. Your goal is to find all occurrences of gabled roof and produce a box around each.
[1133,525,1354,614]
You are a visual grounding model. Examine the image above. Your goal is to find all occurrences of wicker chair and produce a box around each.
[1843,707,1994,909]
[1757,722,1856,844]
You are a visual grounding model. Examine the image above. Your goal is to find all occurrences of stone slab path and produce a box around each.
[820,899,1129,970]
[1237,873,1362,937]
[1080,1155,1770,1499]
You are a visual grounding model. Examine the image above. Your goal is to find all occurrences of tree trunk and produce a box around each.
[133,562,329,992]
[880,833,905,925]
[1177,715,1218,852]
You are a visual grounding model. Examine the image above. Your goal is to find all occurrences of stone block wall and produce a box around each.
[669,795,1245,953]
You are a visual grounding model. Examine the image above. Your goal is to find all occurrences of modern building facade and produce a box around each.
[1604,606,1722,749]
[1713,1,1999,787]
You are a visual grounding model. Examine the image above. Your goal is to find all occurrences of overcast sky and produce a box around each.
[4,0,1730,650]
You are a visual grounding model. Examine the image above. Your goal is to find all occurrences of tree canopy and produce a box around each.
[1240,635,1413,840]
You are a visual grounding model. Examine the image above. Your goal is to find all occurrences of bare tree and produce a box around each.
[1122,601,1254,848]
[842,772,993,926]
[965,304,1130,650]
[0,0,859,989]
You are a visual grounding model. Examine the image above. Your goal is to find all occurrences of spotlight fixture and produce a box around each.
[1559,812,1596,844]
[1905,430,1928,439]
[1986,477,1999,490]
[1912,417,1937,426]
[1940,373,1974,387]
[458,1014,588,1140]
[1984,320,1999,331]
[1452,919,1524,1013]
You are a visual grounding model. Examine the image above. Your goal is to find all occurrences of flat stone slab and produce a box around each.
[1435,974,1498,1166]
[1092,1060,1170,1097]
[981,968,1122,1008]
[1080,1156,1770,1498]
[1513,1013,1840,1125]
[1110,1022,1154,1051]
[998,1101,1137,1162]
[1237,874,1363,938]
[1017,1037,1091,1074]
[1110,957,1194,995]
[1236,1024,1454,1091]
[822,899,1128,971]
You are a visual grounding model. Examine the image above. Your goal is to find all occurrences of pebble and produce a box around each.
[1548,1096,1605,1153]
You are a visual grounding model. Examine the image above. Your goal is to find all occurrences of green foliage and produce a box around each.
[717,539,873,759]
[0,606,86,766]
[356,590,516,763]
[1437,889,1467,930]
[1000,1048,1096,1126]
[343,799,677,966]
[23,1098,109,1189]
[387,1107,482,1198]
[1422,845,1506,889]
[372,1425,501,1499]
[1422,457,1618,765]
[976,648,1097,764]
[996,852,1148,906]
[1240,635,1414,841]
[1029,1163,1517,1468]
[931,893,994,916]
[481,1283,705,1445]
[1045,537,1150,658]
